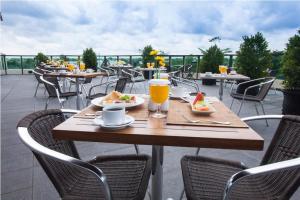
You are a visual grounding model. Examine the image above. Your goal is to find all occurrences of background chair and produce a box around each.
[41,76,80,109]
[33,68,46,96]
[86,77,128,105]
[17,109,152,200]
[121,69,146,93]
[230,77,275,125]
[180,115,300,200]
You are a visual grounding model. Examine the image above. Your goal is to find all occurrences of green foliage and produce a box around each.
[199,45,224,73]
[282,30,300,89]
[82,48,97,70]
[235,32,272,79]
[141,45,155,68]
[271,50,284,78]
[35,53,48,64]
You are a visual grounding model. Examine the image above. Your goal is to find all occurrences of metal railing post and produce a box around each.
[229,55,233,68]
[168,56,171,71]
[129,56,132,65]
[21,56,23,75]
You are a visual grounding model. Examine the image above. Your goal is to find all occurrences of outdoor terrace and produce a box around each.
[1,74,299,200]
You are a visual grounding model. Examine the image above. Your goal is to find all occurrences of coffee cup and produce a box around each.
[102,105,125,125]
[86,68,94,73]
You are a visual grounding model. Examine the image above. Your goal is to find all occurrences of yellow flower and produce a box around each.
[159,61,165,67]
[150,50,159,56]
[155,56,164,62]
[80,63,85,71]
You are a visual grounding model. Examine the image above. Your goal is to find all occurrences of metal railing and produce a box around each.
[0,54,237,76]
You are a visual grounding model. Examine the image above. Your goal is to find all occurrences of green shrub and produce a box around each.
[282,30,300,89]
[141,45,155,68]
[82,48,97,71]
[199,45,224,73]
[35,53,48,65]
[235,32,272,79]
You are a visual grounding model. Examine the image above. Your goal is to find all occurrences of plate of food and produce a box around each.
[91,91,145,108]
[190,92,216,115]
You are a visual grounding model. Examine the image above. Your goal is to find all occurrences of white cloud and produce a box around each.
[1,0,299,55]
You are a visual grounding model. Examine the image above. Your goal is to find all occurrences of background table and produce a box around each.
[53,99,263,200]
[45,72,106,109]
[198,73,250,100]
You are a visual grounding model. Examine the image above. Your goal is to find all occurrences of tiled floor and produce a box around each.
[1,75,299,199]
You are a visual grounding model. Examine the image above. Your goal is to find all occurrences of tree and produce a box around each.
[35,52,48,65]
[199,45,224,73]
[235,32,272,79]
[82,48,97,71]
[282,30,300,89]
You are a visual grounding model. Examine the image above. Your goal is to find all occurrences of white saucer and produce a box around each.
[93,115,135,130]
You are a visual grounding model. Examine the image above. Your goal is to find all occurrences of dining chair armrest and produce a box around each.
[17,127,112,200]
[223,157,300,200]
[121,69,134,79]
[60,109,80,114]
[171,77,199,92]
[129,69,144,77]
[237,78,265,87]
[241,115,283,122]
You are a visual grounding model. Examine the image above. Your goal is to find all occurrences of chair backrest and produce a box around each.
[260,115,300,193]
[33,68,44,83]
[229,115,300,199]
[256,77,275,101]
[114,77,128,93]
[41,76,61,97]
[17,110,79,196]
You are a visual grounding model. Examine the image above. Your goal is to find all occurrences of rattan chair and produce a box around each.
[86,77,128,104]
[33,68,46,96]
[181,115,300,200]
[230,77,275,126]
[41,76,81,110]
[121,69,146,93]
[17,109,152,200]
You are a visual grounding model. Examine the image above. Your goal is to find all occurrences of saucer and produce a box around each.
[93,115,135,130]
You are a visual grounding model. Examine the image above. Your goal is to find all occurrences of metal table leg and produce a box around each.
[149,70,153,80]
[152,145,164,200]
[219,79,224,101]
[75,78,80,110]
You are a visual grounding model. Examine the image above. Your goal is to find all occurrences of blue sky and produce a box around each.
[1,0,300,55]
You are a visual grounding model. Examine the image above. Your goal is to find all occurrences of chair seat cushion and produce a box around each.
[60,92,78,98]
[63,155,151,200]
[181,155,246,200]
[87,93,106,100]
[230,91,260,101]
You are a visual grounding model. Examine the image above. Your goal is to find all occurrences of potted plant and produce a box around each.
[235,32,272,95]
[82,48,97,71]
[199,45,225,85]
[281,30,300,115]
[35,52,48,65]
[141,45,155,79]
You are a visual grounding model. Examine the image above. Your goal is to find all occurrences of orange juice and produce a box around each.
[150,85,169,104]
[219,65,227,74]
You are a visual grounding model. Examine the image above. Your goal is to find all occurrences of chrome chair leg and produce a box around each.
[237,99,244,115]
[34,83,40,97]
[254,103,260,115]
[45,98,50,110]
[130,82,135,93]
[260,102,269,126]
[134,144,140,155]
[195,147,201,156]
[230,98,234,109]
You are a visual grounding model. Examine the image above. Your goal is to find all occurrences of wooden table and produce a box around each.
[45,72,106,109]
[53,99,263,200]
[198,73,250,100]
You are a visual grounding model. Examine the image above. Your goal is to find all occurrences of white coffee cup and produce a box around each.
[86,69,94,73]
[205,72,213,76]
[171,86,186,97]
[102,105,125,125]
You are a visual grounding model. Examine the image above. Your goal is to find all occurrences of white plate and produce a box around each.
[93,115,135,130]
[91,95,145,108]
[190,102,216,115]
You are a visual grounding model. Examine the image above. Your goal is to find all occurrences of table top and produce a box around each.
[198,73,250,80]
[136,68,167,71]
[53,98,264,151]
[45,71,107,78]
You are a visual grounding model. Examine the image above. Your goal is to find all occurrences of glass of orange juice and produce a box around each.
[219,65,228,75]
[79,63,85,71]
[149,79,170,118]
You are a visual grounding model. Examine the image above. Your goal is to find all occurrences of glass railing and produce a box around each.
[1,53,281,77]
